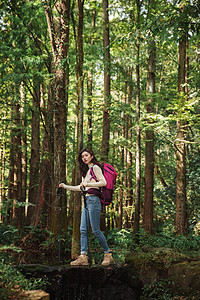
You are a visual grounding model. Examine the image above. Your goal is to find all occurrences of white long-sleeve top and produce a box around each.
[64,164,107,191]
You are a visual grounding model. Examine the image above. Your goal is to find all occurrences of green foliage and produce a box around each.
[141,279,174,300]
[134,228,200,253]
[10,226,72,265]
[0,224,19,245]
[88,228,200,265]
[0,259,46,300]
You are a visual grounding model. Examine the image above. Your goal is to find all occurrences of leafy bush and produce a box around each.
[0,259,45,300]
[89,228,200,263]
[141,280,174,300]
[129,228,200,253]
[0,224,19,245]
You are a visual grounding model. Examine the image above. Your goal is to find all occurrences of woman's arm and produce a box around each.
[59,183,81,191]
[84,165,107,188]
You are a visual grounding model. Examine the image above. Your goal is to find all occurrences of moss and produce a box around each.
[126,248,200,298]
[168,261,200,297]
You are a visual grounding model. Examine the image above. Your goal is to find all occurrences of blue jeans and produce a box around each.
[80,195,110,255]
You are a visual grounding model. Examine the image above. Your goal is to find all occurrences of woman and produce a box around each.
[59,148,114,266]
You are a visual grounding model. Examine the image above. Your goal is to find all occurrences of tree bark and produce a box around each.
[12,102,23,228]
[87,7,96,148]
[43,0,70,234]
[118,77,127,229]
[27,81,40,226]
[0,130,6,223]
[124,75,128,228]
[134,0,141,234]
[126,68,133,228]
[71,0,84,259]
[143,0,156,233]
[20,85,28,226]
[119,143,124,229]
[101,0,111,162]
[34,83,53,229]
[7,109,15,225]
[175,14,188,234]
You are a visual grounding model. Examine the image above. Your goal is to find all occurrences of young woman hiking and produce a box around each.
[59,148,114,266]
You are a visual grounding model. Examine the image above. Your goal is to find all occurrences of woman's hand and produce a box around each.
[80,183,85,190]
[59,183,67,189]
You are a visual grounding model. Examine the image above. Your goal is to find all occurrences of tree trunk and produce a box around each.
[20,84,27,225]
[119,146,124,229]
[34,83,54,229]
[0,131,6,223]
[27,81,40,226]
[7,109,15,225]
[43,0,70,234]
[118,76,127,229]
[124,75,128,228]
[134,0,141,234]
[12,102,23,228]
[143,3,156,233]
[87,77,93,148]
[175,15,187,234]
[87,8,96,148]
[101,0,111,162]
[126,68,133,228]
[71,0,84,259]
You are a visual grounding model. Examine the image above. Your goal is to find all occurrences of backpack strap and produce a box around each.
[89,165,98,182]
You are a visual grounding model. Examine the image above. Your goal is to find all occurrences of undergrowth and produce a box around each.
[141,279,175,300]
[89,227,200,264]
[0,223,200,298]
[0,259,46,299]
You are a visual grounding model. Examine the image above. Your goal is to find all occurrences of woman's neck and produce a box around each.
[88,163,94,169]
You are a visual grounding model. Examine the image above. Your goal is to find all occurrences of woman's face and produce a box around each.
[81,151,93,165]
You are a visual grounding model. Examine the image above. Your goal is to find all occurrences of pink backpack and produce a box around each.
[90,163,117,211]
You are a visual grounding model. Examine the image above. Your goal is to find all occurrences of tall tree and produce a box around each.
[134,0,141,234]
[118,89,126,229]
[34,83,54,229]
[101,0,111,161]
[71,0,84,258]
[143,0,156,234]
[12,101,23,228]
[175,4,188,235]
[20,84,28,227]
[43,0,70,234]
[27,81,40,226]
[126,68,134,228]
[87,6,96,148]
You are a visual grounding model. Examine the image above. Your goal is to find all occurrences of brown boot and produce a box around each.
[101,253,114,266]
[70,255,89,266]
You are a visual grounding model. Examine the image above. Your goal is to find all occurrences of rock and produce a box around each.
[16,264,142,300]
[125,249,200,299]
[168,261,200,298]
[17,290,50,300]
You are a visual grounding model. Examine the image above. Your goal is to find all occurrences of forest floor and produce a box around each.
[1,225,200,299]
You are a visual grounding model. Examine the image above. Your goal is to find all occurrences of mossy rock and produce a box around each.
[126,249,168,285]
[126,248,200,298]
[168,261,200,298]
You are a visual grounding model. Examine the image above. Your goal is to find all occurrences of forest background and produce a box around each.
[0,0,200,263]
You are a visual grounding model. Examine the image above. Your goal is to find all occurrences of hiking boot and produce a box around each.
[70,255,89,266]
[101,253,114,266]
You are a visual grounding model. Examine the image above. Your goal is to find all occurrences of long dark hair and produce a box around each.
[78,148,102,177]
